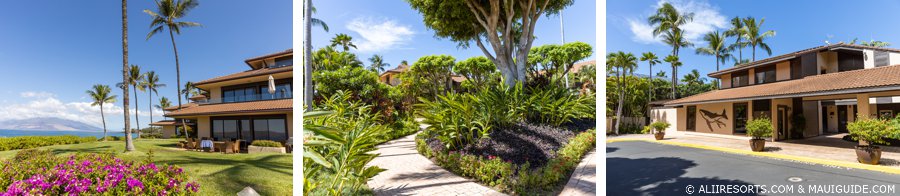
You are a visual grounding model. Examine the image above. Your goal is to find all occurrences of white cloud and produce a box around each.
[628,0,728,45]
[345,17,415,52]
[0,92,163,129]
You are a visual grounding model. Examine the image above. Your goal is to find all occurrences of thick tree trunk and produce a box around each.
[304,0,314,110]
[122,0,134,152]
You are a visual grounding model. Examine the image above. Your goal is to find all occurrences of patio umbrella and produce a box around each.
[268,75,276,99]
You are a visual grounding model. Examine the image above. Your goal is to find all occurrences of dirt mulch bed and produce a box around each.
[427,119,593,168]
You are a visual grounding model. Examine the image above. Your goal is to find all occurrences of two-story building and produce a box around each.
[655,43,900,141]
[152,49,293,148]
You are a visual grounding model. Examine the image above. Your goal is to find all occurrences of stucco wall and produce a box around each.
[650,107,678,133]
[748,69,756,85]
[817,51,838,74]
[864,49,875,69]
[720,73,732,88]
[676,107,686,131]
[890,53,900,66]
[775,61,791,81]
[825,105,838,133]
[197,116,211,138]
[286,112,294,137]
[692,102,734,135]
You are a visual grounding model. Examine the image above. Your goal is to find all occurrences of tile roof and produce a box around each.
[164,103,198,111]
[666,64,900,105]
[381,64,409,76]
[570,60,595,74]
[194,66,292,86]
[244,49,293,65]
[708,43,900,77]
[165,99,292,117]
[149,120,195,126]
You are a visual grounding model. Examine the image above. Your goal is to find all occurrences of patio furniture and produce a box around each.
[213,141,226,152]
[233,140,242,153]
[285,137,293,153]
[224,140,235,154]
[200,139,214,152]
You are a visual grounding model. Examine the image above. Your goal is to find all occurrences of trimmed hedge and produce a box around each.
[0,135,97,151]
[416,129,596,195]
[250,140,283,148]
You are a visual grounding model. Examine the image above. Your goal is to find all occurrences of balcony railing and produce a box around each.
[197,92,292,104]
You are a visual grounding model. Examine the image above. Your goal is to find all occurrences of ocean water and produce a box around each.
[0,130,126,138]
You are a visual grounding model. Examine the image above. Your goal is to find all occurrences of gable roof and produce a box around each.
[667,64,900,106]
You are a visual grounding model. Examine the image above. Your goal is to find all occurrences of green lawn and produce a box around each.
[0,139,292,196]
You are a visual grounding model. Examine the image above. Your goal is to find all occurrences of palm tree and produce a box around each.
[305,0,328,110]
[121,0,134,152]
[742,17,776,61]
[610,51,637,135]
[87,85,117,141]
[663,55,683,98]
[155,96,172,120]
[725,16,747,64]
[145,0,201,137]
[661,30,692,98]
[181,81,200,101]
[119,65,145,138]
[640,52,660,101]
[368,54,389,73]
[310,4,328,32]
[696,31,732,85]
[330,33,357,51]
[142,71,166,132]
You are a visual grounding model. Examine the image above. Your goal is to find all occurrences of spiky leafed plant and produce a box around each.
[330,33,357,52]
[368,54,389,74]
[87,84,117,141]
[142,71,166,132]
[696,30,732,85]
[119,65,145,138]
[121,0,134,151]
[145,0,201,138]
[742,17,776,61]
[725,16,747,63]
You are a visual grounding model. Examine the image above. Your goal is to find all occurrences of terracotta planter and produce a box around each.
[654,132,665,140]
[248,146,286,154]
[855,145,882,165]
[749,139,766,152]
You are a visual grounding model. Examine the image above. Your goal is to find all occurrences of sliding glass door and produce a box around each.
[212,115,289,143]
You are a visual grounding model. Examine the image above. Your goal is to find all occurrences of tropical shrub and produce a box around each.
[0,149,199,195]
[746,118,773,140]
[416,129,596,194]
[524,85,594,126]
[418,93,492,150]
[250,140,283,148]
[303,93,390,195]
[649,121,671,133]
[849,117,893,146]
[0,136,96,151]
[101,136,126,141]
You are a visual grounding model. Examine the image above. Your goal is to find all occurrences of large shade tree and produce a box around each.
[454,56,498,90]
[407,0,575,86]
[408,55,455,100]
[527,42,592,85]
[87,84,117,141]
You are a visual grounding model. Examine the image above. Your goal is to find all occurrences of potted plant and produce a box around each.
[848,117,892,165]
[248,140,286,154]
[648,121,671,140]
[746,118,773,152]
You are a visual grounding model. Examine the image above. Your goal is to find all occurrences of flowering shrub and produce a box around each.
[0,149,199,195]
[0,136,96,151]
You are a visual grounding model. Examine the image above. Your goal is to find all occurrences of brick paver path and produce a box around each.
[366,133,507,196]
[559,150,597,195]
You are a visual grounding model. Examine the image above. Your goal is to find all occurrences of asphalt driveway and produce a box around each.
[607,141,900,195]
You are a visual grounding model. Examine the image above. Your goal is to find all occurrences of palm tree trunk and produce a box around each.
[149,91,153,137]
[168,27,190,139]
[122,0,134,152]
[752,45,757,61]
[614,67,624,135]
[101,104,107,141]
[133,86,141,139]
[304,0,314,110]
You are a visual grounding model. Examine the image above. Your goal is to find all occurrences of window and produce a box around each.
[754,66,776,84]
[734,103,749,134]
[272,56,292,68]
[260,83,292,100]
[686,106,696,131]
[221,80,292,103]
[222,87,256,103]
[211,115,289,143]
[753,99,772,119]
[731,71,749,87]
[875,51,890,67]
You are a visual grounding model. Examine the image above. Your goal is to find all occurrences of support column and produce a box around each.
[857,94,871,119]
[771,99,777,142]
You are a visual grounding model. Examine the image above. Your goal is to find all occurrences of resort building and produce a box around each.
[377,62,467,89]
[152,49,293,148]
[654,43,900,140]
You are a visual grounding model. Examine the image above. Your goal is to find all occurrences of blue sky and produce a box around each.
[310,0,596,71]
[608,0,900,80]
[0,1,291,131]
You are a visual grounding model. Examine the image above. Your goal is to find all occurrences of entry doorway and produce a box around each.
[776,106,790,140]
[838,105,848,133]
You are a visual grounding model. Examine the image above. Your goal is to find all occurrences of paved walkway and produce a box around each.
[366,133,507,196]
[609,131,900,167]
[559,150,597,196]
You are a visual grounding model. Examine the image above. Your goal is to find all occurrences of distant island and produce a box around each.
[0,117,103,132]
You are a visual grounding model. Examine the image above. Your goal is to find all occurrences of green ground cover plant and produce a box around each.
[0,136,97,151]
[250,140,284,148]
